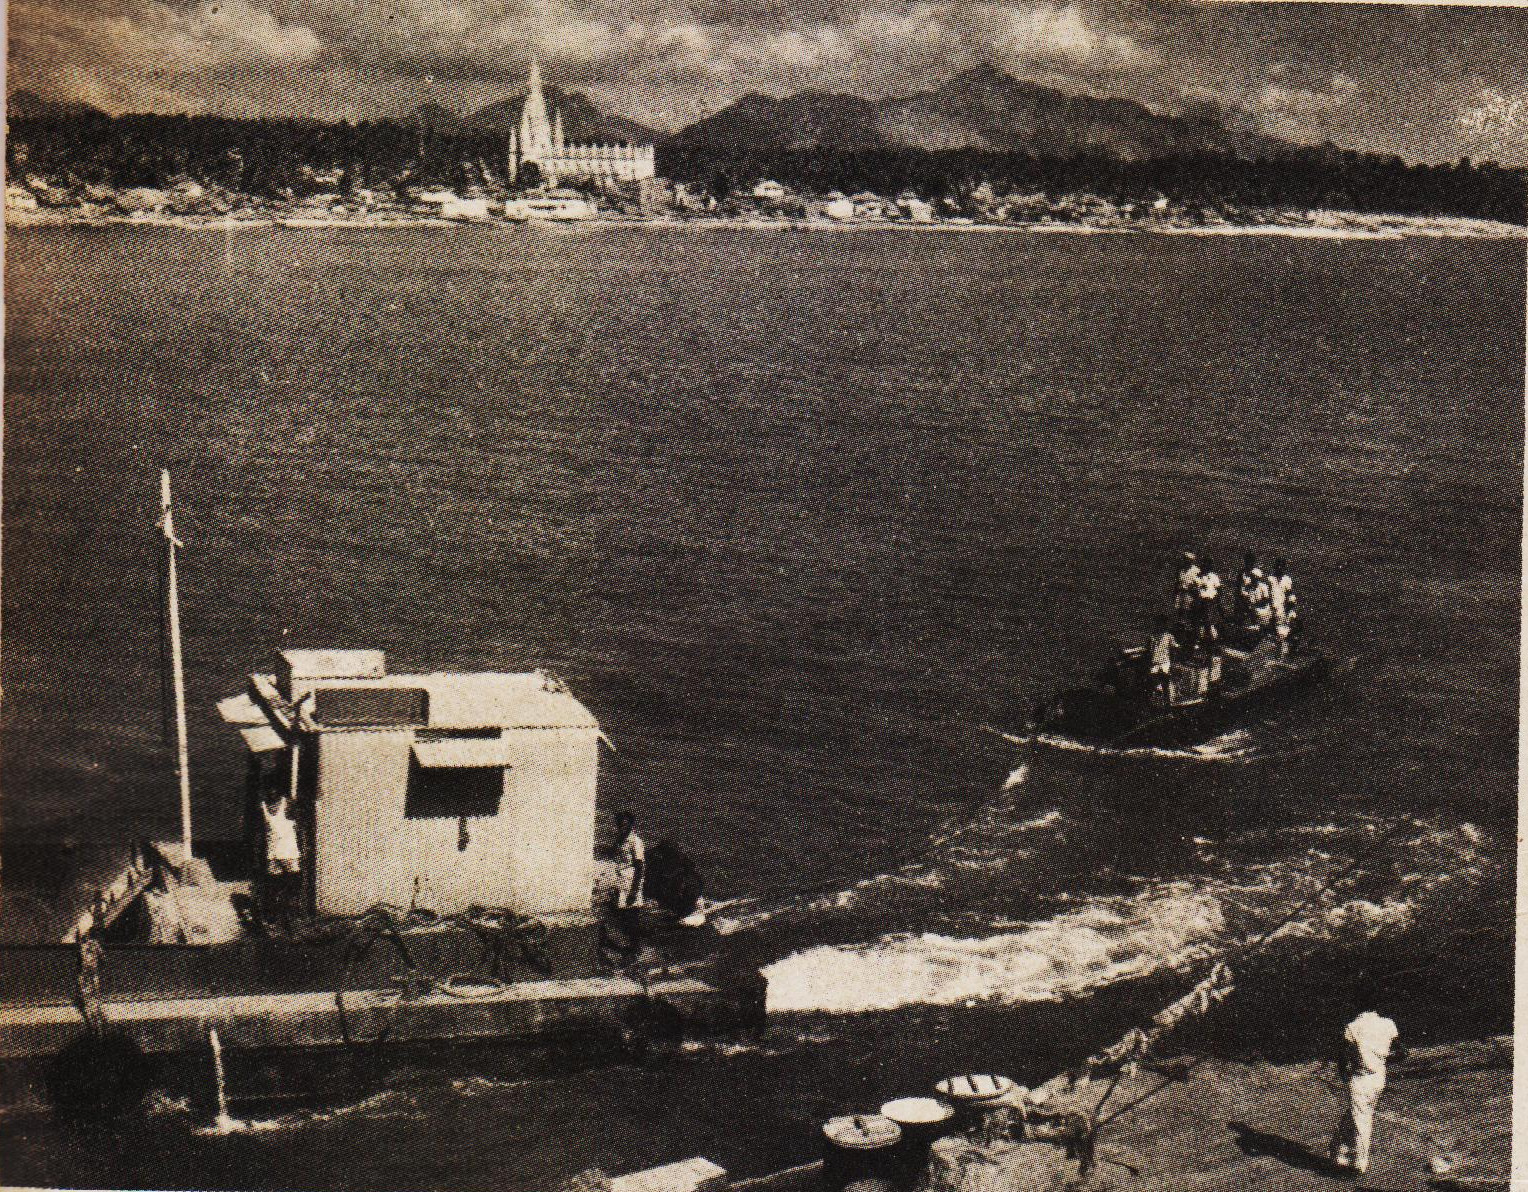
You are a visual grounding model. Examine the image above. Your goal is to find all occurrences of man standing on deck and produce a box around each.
[609,811,646,966]
[1193,556,1222,654]
[261,791,302,931]
[1268,558,1299,657]
[1235,553,1271,631]
[1174,551,1201,630]
[1329,990,1407,1178]
[1148,616,1176,706]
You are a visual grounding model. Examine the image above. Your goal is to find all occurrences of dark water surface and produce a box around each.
[2,224,1521,1189]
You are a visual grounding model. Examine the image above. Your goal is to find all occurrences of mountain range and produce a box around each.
[11,66,1290,162]
[404,86,659,147]
[7,90,106,121]
[667,65,1290,160]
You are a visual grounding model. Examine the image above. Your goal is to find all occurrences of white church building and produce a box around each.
[507,60,656,187]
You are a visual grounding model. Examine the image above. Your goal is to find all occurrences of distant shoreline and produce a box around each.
[8,208,1524,239]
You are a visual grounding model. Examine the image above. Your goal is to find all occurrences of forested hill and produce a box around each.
[668,64,1287,160]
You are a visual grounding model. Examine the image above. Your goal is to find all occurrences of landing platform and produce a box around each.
[1032,1038,1511,1190]
[0,973,748,1059]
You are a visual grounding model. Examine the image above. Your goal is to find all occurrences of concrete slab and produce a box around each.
[0,974,723,1058]
[611,1158,729,1192]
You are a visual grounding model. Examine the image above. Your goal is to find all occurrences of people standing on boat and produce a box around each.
[1148,616,1176,706]
[1174,551,1201,629]
[1268,558,1299,657]
[1192,556,1222,654]
[261,792,302,931]
[1235,553,1272,631]
[1329,989,1406,1178]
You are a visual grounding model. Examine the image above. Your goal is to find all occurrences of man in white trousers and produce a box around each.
[1330,991,1407,1177]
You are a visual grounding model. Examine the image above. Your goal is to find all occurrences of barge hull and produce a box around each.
[0,974,745,1060]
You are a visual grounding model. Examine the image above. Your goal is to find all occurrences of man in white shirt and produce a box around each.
[1268,558,1299,658]
[1174,551,1201,627]
[1330,996,1407,1177]
[609,811,646,965]
[261,793,302,929]
[1193,556,1223,655]
[1148,615,1176,706]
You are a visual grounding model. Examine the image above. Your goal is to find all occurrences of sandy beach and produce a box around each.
[7,206,1523,239]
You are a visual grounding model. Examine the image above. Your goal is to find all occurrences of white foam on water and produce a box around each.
[712,807,1068,936]
[187,1087,418,1135]
[195,1113,283,1136]
[1033,728,1258,763]
[761,819,1498,1015]
[763,884,1227,1013]
[713,863,949,935]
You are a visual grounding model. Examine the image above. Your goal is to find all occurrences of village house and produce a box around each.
[751,179,789,202]
[413,189,492,220]
[898,193,935,222]
[851,192,891,219]
[817,192,855,221]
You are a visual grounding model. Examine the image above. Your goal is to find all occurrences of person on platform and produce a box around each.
[1174,551,1201,628]
[1329,989,1407,1178]
[1268,557,1299,657]
[75,914,107,1035]
[1148,616,1176,706]
[261,791,302,931]
[610,811,646,965]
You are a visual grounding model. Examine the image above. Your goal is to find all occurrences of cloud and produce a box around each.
[11,0,321,112]
[7,0,1528,163]
[1255,71,1358,118]
[1457,86,1528,163]
[174,0,323,66]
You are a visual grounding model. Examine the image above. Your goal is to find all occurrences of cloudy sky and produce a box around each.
[9,0,1528,163]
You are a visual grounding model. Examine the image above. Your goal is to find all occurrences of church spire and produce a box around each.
[521,57,552,155]
[553,107,564,151]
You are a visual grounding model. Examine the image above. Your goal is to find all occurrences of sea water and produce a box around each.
[2,224,1520,1190]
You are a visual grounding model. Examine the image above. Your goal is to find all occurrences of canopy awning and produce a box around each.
[218,692,267,726]
[411,738,514,769]
[240,725,287,754]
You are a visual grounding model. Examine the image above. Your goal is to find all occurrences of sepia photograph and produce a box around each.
[1,1,1523,1190]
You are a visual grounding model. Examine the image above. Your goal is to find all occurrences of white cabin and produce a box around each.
[222,650,601,918]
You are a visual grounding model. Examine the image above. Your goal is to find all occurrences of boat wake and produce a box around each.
[760,819,1493,1015]
[1029,728,1261,763]
[710,807,1067,936]
[174,1087,419,1135]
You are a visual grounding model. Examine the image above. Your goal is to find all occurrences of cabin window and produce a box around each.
[313,686,429,727]
[405,730,509,821]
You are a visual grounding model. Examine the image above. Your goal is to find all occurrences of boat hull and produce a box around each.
[1031,650,1331,749]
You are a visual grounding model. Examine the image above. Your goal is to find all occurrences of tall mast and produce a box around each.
[160,469,194,858]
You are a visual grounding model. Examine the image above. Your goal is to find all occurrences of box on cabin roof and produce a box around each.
[229,650,602,919]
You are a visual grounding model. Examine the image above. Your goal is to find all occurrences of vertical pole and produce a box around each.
[161,470,194,859]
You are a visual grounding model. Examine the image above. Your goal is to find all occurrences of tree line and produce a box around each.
[8,111,516,198]
[8,108,1525,224]
[666,144,1526,224]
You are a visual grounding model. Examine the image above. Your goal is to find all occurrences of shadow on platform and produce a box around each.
[1227,1120,1338,1178]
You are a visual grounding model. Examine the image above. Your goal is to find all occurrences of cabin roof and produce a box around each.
[231,650,599,734]
[239,669,598,731]
[280,649,386,681]
[366,671,599,730]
